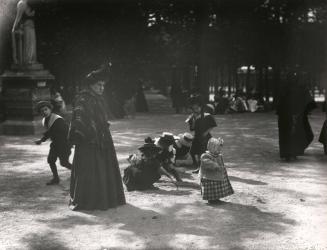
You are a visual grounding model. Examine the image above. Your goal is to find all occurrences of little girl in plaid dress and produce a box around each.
[199,137,234,204]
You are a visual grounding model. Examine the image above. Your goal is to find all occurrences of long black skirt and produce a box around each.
[278,114,313,158]
[70,142,126,211]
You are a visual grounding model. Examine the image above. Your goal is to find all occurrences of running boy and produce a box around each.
[35,101,72,185]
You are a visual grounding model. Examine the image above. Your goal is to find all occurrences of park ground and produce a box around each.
[0,110,327,250]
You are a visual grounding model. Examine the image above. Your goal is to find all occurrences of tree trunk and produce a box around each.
[264,66,269,103]
[245,65,251,93]
[257,66,263,96]
[194,2,210,101]
[272,66,281,109]
[234,66,239,91]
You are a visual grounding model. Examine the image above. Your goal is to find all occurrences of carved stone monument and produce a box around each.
[1,0,54,135]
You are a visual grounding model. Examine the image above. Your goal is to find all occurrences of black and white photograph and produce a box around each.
[0,0,327,249]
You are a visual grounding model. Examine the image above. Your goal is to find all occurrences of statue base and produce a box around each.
[1,119,44,135]
[0,65,55,135]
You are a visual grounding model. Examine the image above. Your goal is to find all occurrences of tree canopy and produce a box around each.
[1,0,326,101]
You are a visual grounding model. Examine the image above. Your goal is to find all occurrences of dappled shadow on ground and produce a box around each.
[1,112,326,249]
[0,168,70,213]
[21,231,71,250]
[37,201,296,249]
[229,176,268,185]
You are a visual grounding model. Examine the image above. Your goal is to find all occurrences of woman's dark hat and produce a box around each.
[86,62,111,84]
[36,101,53,112]
[188,94,203,106]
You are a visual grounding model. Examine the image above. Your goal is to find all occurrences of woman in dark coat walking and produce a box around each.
[69,67,126,211]
[135,80,149,112]
[276,77,316,161]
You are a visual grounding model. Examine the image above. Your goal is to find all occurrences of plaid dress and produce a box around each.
[201,168,234,201]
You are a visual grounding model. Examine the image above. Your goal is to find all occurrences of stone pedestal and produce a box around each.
[0,65,54,135]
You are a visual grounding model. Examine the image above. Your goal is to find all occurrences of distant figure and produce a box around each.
[12,0,37,65]
[170,82,183,113]
[51,91,67,117]
[34,101,72,185]
[246,90,265,113]
[199,137,234,204]
[229,90,248,113]
[135,80,148,112]
[214,88,229,114]
[108,89,125,119]
[124,94,136,119]
[276,76,316,161]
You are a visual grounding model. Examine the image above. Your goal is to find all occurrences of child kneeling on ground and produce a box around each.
[199,137,234,204]
[123,137,175,191]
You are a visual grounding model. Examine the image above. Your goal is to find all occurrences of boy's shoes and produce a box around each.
[46,177,60,185]
[64,163,72,170]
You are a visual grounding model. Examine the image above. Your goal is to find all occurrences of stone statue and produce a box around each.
[11,0,37,66]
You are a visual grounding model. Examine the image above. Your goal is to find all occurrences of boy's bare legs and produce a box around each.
[191,153,200,174]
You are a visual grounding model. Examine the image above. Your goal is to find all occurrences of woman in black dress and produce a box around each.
[135,80,149,112]
[69,67,126,210]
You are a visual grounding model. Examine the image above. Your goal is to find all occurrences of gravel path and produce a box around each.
[0,111,326,250]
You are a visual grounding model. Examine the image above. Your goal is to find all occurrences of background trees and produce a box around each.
[0,0,326,104]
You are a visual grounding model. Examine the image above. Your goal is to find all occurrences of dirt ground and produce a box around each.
[0,111,327,250]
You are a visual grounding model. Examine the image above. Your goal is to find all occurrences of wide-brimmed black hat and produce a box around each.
[158,132,175,146]
[36,100,53,113]
[138,137,161,154]
[85,62,112,85]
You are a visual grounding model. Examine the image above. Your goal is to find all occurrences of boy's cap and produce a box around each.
[188,94,203,107]
[36,101,53,112]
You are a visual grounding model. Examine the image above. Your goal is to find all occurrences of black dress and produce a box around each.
[69,89,126,210]
[190,113,217,156]
[276,85,315,159]
[123,158,161,191]
[135,85,149,112]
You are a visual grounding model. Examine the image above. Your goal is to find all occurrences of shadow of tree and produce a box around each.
[36,201,296,249]
[1,112,326,249]
[21,231,71,250]
[229,176,268,185]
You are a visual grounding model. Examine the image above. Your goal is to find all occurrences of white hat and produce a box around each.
[178,132,193,147]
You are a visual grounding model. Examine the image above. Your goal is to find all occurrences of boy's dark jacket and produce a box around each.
[41,113,70,149]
